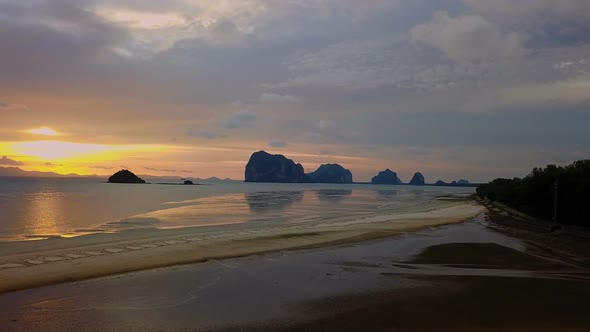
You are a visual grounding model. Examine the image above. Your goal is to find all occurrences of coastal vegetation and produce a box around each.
[476,160,590,226]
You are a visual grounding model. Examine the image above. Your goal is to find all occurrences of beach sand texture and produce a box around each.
[2,212,589,331]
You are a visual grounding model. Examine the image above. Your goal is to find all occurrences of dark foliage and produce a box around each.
[477,160,590,225]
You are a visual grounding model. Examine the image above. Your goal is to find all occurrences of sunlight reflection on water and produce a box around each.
[0,178,475,241]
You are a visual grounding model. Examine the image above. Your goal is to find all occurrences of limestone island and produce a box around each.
[244,151,352,183]
[307,164,353,184]
[434,179,473,187]
[371,169,403,185]
[409,172,425,185]
[245,151,306,183]
[108,169,146,184]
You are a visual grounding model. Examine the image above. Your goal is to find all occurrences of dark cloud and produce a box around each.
[0,156,23,166]
[185,130,226,139]
[224,110,258,129]
[90,165,115,170]
[0,101,28,112]
[0,0,129,81]
[144,166,192,173]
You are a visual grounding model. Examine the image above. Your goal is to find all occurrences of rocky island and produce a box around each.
[409,172,425,185]
[371,169,403,185]
[108,169,146,184]
[244,151,353,183]
[245,151,306,183]
[434,179,473,187]
[307,164,353,184]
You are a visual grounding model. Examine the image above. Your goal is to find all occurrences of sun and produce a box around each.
[29,127,59,136]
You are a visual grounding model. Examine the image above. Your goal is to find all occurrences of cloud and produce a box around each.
[0,156,24,166]
[44,162,62,167]
[401,147,432,156]
[490,76,590,107]
[259,93,301,103]
[464,0,590,23]
[185,130,226,139]
[144,166,193,173]
[223,110,258,129]
[269,140,287,148]
[411,11,528,62]
[90,165,115,170]
[0,102,28,112]
[1,0,590,181]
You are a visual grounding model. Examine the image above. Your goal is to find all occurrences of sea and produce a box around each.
[0,177,475,242]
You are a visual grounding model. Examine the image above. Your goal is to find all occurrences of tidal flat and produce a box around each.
[2,212,589,331]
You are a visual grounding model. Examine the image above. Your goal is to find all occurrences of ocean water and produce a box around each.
[0,177,475,242]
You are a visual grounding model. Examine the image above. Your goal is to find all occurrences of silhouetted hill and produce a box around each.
[409,172,425,185]
[108,169,146,184]
[245,151,306,183]
[371,169,403,185]
[307,164,353,184]
[0,167,96,178]
[434,179,475,187]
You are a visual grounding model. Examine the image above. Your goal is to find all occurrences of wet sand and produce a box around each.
[0,199,483,293]
[1,212,589,331]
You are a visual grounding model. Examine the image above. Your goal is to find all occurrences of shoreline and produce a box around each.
[0,199,484,293]
[2,207,589,331]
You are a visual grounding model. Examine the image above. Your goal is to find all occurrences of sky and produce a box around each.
[1,0,589,182]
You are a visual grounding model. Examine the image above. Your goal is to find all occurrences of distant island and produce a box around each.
[371,169,403,185]
[369,169,473,187]
[245,151,306,183]
[244,150,474,186]
[409,172,425,186]
[307,164,353,184]
[433,179,474,187]
[244,151,352,183]
[108,169,146,184]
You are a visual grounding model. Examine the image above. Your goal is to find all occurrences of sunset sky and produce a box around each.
[1,0,589,182]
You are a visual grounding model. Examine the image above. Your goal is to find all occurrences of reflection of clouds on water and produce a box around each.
[245,191,304,213]
[315,189,352,203]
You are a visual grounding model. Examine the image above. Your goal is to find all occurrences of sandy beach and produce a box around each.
[1,209,589,331]
[0,198,484,293]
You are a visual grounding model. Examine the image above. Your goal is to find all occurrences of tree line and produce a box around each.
[476,160,590,226]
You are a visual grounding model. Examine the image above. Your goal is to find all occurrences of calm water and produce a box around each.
[0,177,474,242]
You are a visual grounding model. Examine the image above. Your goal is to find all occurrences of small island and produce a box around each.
[307,164,353,184]
[245,151,306,183]
[371,169,403,185]
[409,172,425,186]
[108,169,146,184]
